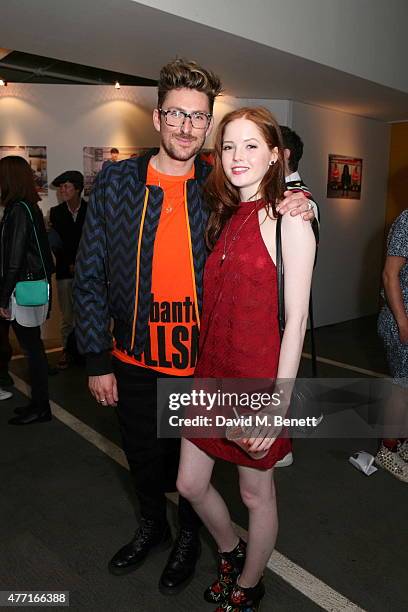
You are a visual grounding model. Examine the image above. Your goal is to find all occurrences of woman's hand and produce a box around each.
[0,307,10,319]
[242,416,283,453]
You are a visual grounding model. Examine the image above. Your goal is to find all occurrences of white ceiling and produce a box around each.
[1,0,407,122]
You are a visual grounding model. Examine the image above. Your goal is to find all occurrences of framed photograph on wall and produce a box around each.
[327,154,362,199]
[83,146,151,196]
[0,145,48,195]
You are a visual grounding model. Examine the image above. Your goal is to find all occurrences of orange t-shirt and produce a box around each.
[112,162,199,375]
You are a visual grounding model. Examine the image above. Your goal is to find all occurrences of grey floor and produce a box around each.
[1,316,407,611]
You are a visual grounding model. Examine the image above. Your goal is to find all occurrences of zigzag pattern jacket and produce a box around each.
[73,150,211,375]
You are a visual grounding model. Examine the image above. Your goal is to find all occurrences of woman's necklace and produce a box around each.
[220,206,258,265]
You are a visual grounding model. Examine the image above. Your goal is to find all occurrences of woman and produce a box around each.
[0,155,54,425]
[177,108,315,611]
[377,209,408,482]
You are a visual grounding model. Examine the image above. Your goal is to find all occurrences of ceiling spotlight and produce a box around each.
[0,78,7,87]
[114,81,121,89]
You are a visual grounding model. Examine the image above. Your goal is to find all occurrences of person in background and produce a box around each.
[49,171,87,369]
[377,208,408,482]
[177,107,315,611]
[110,147,120,162]
[0,156,54,424]
[102,147,120,169]
[0,318,13,394]
[0,202,13,394]
[280,125,319,224]
[277,125,320,468]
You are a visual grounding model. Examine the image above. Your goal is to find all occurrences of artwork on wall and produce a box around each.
[83,146,150,196]
[327,154,362,200]
[0,145,48,195]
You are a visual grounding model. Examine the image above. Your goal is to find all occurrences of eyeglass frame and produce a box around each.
[158,107,213,129]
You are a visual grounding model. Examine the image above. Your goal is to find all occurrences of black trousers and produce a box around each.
[0,319,12,373]
[12,321,50,409]
[113,358,200,532]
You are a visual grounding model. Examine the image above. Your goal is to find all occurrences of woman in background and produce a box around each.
[377,208,408,481]
[0,156,54,425]
[177,108,315,611]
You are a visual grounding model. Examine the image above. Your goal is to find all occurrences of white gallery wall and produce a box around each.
[0,84,390,336]
[292,101,390,327]
[0,84,290,340]
[0,84,290,214]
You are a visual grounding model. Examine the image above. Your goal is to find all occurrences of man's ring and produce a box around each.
[307,201,313,210]
[100,398,106,403]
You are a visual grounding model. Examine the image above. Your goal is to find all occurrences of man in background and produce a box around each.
[49,170,87,369]
[280,125,320,223]
[278,125,321,468]
[102,147,120,169]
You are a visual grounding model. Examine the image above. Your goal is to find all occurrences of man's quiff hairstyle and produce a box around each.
[158,58,222,113]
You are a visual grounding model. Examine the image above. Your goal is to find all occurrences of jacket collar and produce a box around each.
[134,148,212,184]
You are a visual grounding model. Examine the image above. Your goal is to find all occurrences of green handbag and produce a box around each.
[14,202,49,307]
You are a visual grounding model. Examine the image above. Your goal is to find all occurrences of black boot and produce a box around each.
[204,538,247,604]
[159,528,201,595]
[216,578,265,611]
[14,404,35,416]
[9,406,52,425]
[109,520,172,576]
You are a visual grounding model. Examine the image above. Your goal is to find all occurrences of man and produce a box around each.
[102,147,120,169]
[49,171,87,369]
[74,59,314,594]
[280,125,320,224]
[277,125,320,468]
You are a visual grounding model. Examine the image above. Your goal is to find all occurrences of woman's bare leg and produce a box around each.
[237,465,278,587]
[177,439,238,552]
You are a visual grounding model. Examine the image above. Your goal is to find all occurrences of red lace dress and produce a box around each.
[192,200,291,469]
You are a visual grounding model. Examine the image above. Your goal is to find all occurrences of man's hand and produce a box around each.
[89,373,118,407]
[276,190,315,221]
[0,307,10,319]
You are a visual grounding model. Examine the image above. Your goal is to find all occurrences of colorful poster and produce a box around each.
[83,146,150,196]
[0,145,48,195]
[327,154,362,200]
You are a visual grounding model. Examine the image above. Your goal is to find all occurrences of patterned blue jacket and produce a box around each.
[73,150,211,375]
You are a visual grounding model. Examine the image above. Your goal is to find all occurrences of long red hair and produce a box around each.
[205,107,285,249]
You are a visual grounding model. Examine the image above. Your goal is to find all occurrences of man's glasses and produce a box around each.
[159,108,212,129]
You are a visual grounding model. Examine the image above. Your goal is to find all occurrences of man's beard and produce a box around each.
[162,132,205,162]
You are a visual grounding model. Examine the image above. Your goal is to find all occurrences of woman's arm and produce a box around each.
[382,255,408,343]
[0,206,29,308]
[277,213,316,380]
[246,214,315,453]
